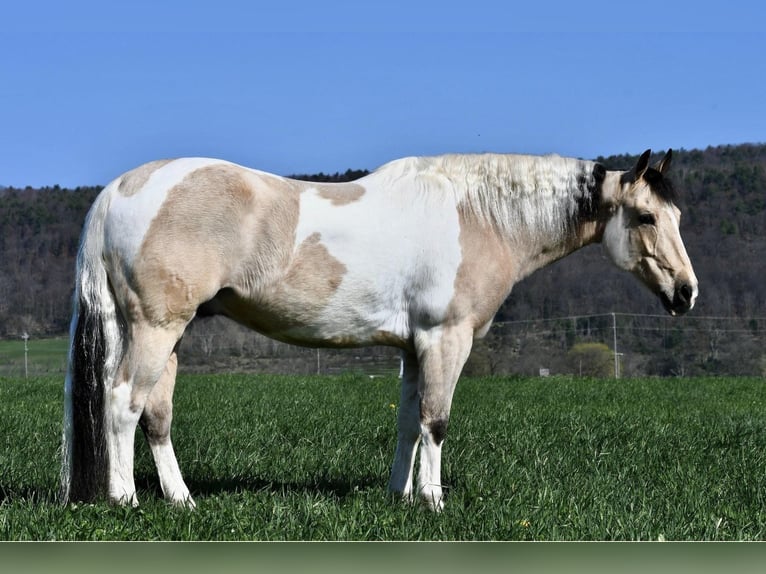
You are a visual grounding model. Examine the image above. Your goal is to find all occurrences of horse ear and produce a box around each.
[655,149,673,175]
[635,149,652,179]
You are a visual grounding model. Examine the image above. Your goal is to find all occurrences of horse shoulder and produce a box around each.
[446,211,517,333]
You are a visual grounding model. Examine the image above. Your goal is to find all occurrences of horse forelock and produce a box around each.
[644,168,677,203]
[619,166,677,204]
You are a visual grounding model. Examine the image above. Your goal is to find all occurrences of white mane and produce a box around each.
[372,153,600,239]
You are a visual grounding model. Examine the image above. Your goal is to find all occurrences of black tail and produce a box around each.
[63,293,109,502]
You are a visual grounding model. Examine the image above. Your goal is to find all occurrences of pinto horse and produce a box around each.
[61,149,697,510]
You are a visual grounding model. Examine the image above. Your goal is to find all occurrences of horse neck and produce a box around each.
[513,169,622,275]
[457,156,609,278]
[502,217,603,282]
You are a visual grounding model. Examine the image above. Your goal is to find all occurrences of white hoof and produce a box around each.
[168,493,196,510]
[419,485,445,512]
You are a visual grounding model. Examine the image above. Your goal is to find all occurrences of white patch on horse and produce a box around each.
[602,205,631,269]
[108,383,140,506]
[293,179,463,341]
[149,441,194,507]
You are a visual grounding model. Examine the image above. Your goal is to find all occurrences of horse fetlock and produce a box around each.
[426,418,449,446]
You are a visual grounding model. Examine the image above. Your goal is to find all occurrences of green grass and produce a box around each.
[2,373,766,540]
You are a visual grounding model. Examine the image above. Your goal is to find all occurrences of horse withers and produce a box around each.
[61,149,697,510]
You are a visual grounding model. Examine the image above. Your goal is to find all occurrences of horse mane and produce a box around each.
[374,153,603,239]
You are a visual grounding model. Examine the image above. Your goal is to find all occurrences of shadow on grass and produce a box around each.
[0,474,384,506]
[135,473,383,501]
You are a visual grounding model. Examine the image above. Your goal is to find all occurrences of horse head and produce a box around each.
[602,149,698,315]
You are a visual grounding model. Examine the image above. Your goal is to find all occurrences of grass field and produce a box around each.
[2,373,766,540]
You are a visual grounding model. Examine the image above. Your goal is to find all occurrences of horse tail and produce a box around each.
[61,185,123,503]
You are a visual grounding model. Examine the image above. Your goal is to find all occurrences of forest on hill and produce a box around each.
[1,143,765,376]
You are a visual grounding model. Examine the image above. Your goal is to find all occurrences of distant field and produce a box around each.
[2,373,766,540]
[0,336,68,377]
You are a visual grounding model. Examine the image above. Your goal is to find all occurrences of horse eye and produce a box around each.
[638,213,656,226]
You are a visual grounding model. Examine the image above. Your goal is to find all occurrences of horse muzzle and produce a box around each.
[660,280,698,316]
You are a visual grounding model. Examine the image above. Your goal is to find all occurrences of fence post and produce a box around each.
[612,313,619,379]
[22,332,29,380]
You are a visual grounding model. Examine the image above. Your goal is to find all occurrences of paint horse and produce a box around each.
[62,149,697,510]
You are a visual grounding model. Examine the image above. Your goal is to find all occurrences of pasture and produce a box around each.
[2,373,766,540]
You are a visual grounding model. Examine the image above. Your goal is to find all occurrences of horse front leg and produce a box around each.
[388,325,473,511]
[413,324,473,511]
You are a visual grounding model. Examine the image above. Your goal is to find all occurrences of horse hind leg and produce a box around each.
[139,349,195,508]
[108,322,186,506]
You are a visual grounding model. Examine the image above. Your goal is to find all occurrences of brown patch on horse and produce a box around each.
[117,159,174,197]
[220,231,348,337]
[447,207,516,333]
[284,232,346,294]
[132,164,301,326]
[312,183,366,206]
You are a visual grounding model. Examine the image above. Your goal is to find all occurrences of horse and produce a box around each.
[61,148,697,511]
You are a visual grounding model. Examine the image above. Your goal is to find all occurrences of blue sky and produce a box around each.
[2,1,764,187]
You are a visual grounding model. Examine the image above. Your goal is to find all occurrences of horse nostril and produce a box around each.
[678,283,693,305]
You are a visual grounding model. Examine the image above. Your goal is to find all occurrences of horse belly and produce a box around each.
[212,282,411,349]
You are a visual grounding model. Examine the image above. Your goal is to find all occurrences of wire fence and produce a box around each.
[2,313,764,378]
[468,313,766,378]
[176,313,766,378]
